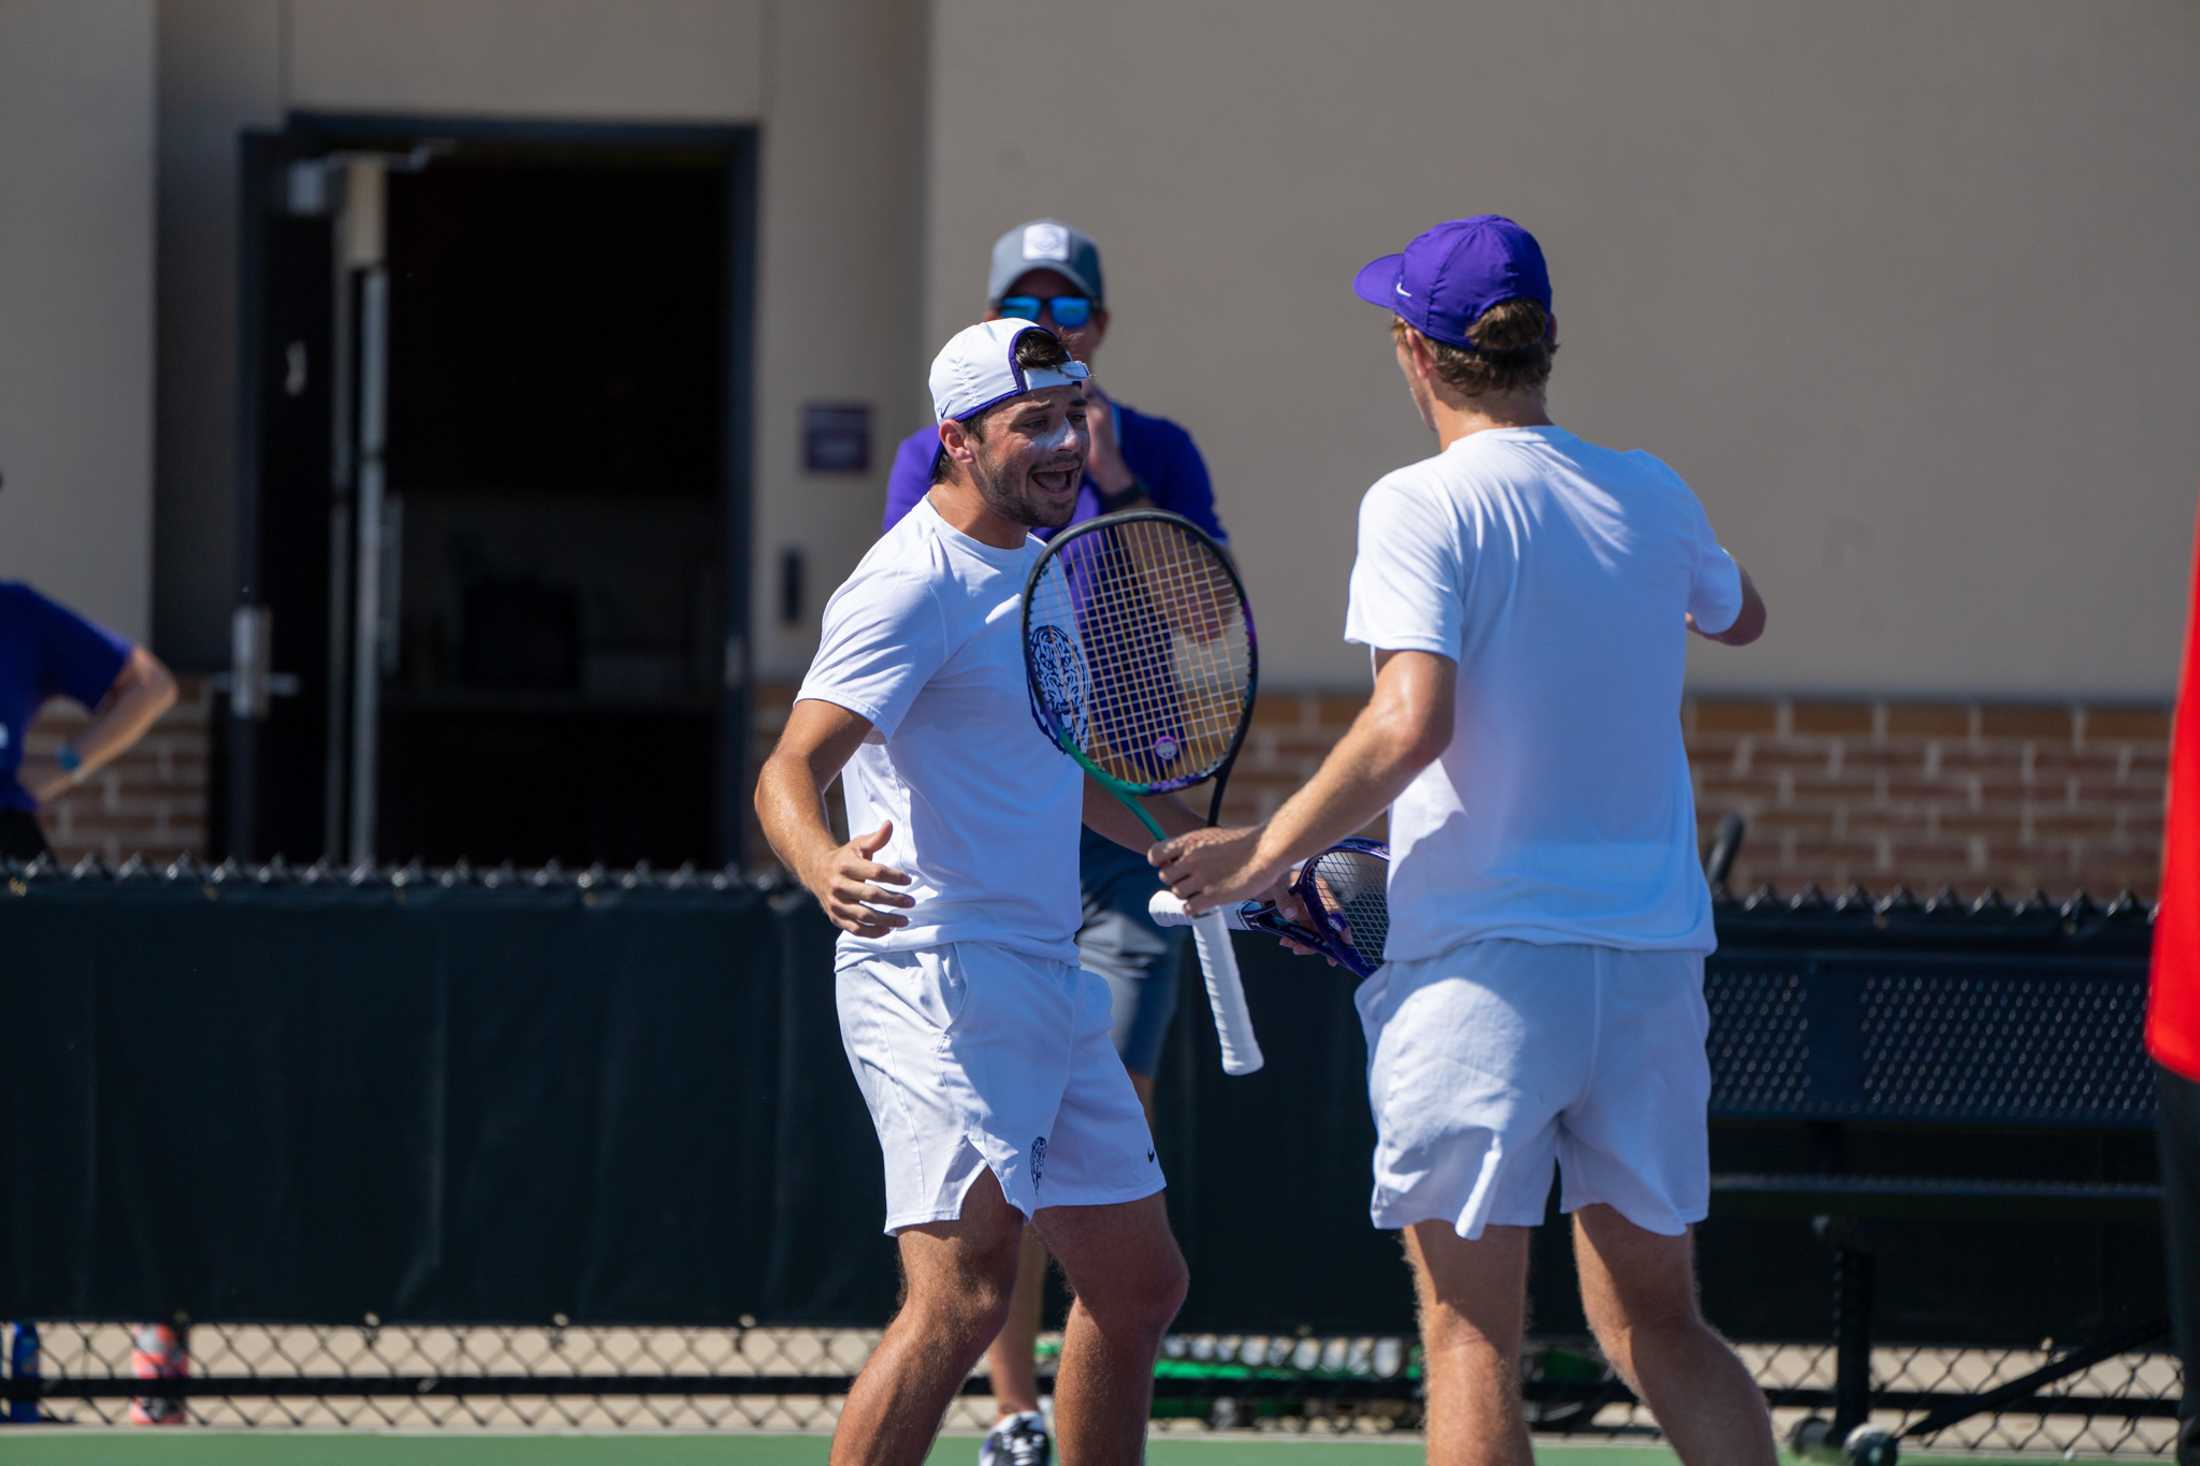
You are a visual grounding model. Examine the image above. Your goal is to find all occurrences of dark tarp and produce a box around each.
[0,879,2163,1342]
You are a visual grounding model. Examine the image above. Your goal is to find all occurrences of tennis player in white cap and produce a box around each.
[756,319,1196,1465]
[885,220,1227,1466]
[1153,216,1774,1466]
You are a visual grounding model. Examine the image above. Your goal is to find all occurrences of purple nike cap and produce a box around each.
[1351,214,1553,351]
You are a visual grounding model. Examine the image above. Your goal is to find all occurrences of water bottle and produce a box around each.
[7,1321,40,1424]
[129,1324,188,1426]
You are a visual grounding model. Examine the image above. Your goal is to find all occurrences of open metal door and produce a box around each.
[230,132,425,864]
[226,131,337,863]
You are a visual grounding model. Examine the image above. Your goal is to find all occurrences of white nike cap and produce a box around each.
[927,319,1089,424]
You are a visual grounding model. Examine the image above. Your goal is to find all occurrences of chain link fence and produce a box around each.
[3,859,2178,1449]
[6,1320,2181,1450]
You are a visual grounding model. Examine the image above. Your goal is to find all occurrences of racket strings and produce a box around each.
[1076,522,1243,741]
[1305,848,1390,964]
[1033,520,1252,788]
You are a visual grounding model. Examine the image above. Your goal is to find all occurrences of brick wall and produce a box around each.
[33,681,2161,897]
[751,686,2172,898]
[26,677,214,867]
[1684,699,2168,899]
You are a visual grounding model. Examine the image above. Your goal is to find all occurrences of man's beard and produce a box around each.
[972,447,1079,531]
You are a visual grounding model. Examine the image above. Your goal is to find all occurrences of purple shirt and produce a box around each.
[0,583,131,812]
[882,399,1226,543]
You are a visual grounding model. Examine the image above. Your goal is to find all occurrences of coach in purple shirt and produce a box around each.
[0,480,180,862]
[880,219,1223,1465]
[882,225,1224,544]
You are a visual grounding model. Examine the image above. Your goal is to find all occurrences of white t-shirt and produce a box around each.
[1344,425,1744,961]
[796,496,1083,967]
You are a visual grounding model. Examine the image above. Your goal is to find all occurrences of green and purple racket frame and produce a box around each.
[1021,509,1265,1075]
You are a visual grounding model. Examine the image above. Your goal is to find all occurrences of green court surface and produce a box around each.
[0,1437,2053,1466]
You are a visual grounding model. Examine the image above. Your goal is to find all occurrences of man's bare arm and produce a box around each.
[23,646,179,807]
[1082,776,1204,853]
[1691,564,1767,647]
[1150,650,1456,911]
[753,700,915,938]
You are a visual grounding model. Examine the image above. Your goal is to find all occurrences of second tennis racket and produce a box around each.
[1022,509,1262,1075]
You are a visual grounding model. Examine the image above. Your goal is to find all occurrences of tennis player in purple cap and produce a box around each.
[1153,215,1773,1466]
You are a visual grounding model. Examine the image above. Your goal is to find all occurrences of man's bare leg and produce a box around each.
[1572,1204,1775,1466]
[1032,1190,1187,1464]
[1402,1220,1534,1466]
[832,1171,1026,1466]
[983,1072,1159,1425]
[983,1230,1050,1419]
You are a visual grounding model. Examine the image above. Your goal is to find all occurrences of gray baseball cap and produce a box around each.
[987,219,1105,305]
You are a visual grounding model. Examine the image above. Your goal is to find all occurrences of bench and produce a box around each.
[1703,888,2167,1462]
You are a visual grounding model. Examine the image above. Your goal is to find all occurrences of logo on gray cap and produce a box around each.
[1023,223,1071,262]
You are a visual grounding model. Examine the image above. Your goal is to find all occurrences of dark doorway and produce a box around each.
[224,119,756,870]
[378,152,729,866]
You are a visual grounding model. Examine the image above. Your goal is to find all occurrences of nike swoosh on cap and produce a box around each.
[1394,282,1412,298]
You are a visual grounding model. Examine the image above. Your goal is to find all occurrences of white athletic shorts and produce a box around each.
[836,940,1164,1234]
[1354,939,1711,1239]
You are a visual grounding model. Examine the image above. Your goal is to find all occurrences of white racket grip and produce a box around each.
[1146,891,1256,931]
[1189,908,1264,1076]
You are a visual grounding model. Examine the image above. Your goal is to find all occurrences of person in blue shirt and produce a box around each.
[880,220,1224,1466]
[1,483,180,862]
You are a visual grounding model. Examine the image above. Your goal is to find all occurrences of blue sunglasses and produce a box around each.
[996,294,1096,331]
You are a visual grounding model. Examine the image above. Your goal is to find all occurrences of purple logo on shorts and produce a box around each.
[1031,1135,1047,1184]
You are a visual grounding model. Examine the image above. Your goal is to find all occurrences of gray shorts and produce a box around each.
[1077,827,1189,1078]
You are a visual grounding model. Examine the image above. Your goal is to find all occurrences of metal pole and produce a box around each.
[348,264,388,866]
[326,224,356,861]
[226,605,268,861]
[1831,1238,1876,1437]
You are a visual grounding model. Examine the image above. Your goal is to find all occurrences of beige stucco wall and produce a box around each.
[153,0,282,670]
[927,0,2200,699]
[48,0,2200,696]
[148,0,925,675]
[748,0,929,681]
[286,0,765,121]
[0,0,156,643]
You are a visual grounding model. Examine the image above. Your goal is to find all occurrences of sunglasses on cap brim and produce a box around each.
[996,295,1096,331]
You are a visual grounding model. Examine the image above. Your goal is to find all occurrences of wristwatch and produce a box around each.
[56,744,83,779]
[1094,476,1148,515]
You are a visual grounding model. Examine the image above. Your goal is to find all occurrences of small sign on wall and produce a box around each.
[802,402,872,475]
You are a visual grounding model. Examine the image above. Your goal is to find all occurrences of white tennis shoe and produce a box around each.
[978,1410,1050,1466]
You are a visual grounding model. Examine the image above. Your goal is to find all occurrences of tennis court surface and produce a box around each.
[0,1437,2071,1466]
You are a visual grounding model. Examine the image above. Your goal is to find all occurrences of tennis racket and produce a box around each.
[1149,837,1390,980]
[1022,509,1263,1075]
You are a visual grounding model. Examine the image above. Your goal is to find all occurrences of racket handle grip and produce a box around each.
[1189,908,1263,1077]
[1147,891,1255,931]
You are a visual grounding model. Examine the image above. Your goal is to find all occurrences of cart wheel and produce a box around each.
[1788,1417,1835,1456]
[1843,1425,1898,1466]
